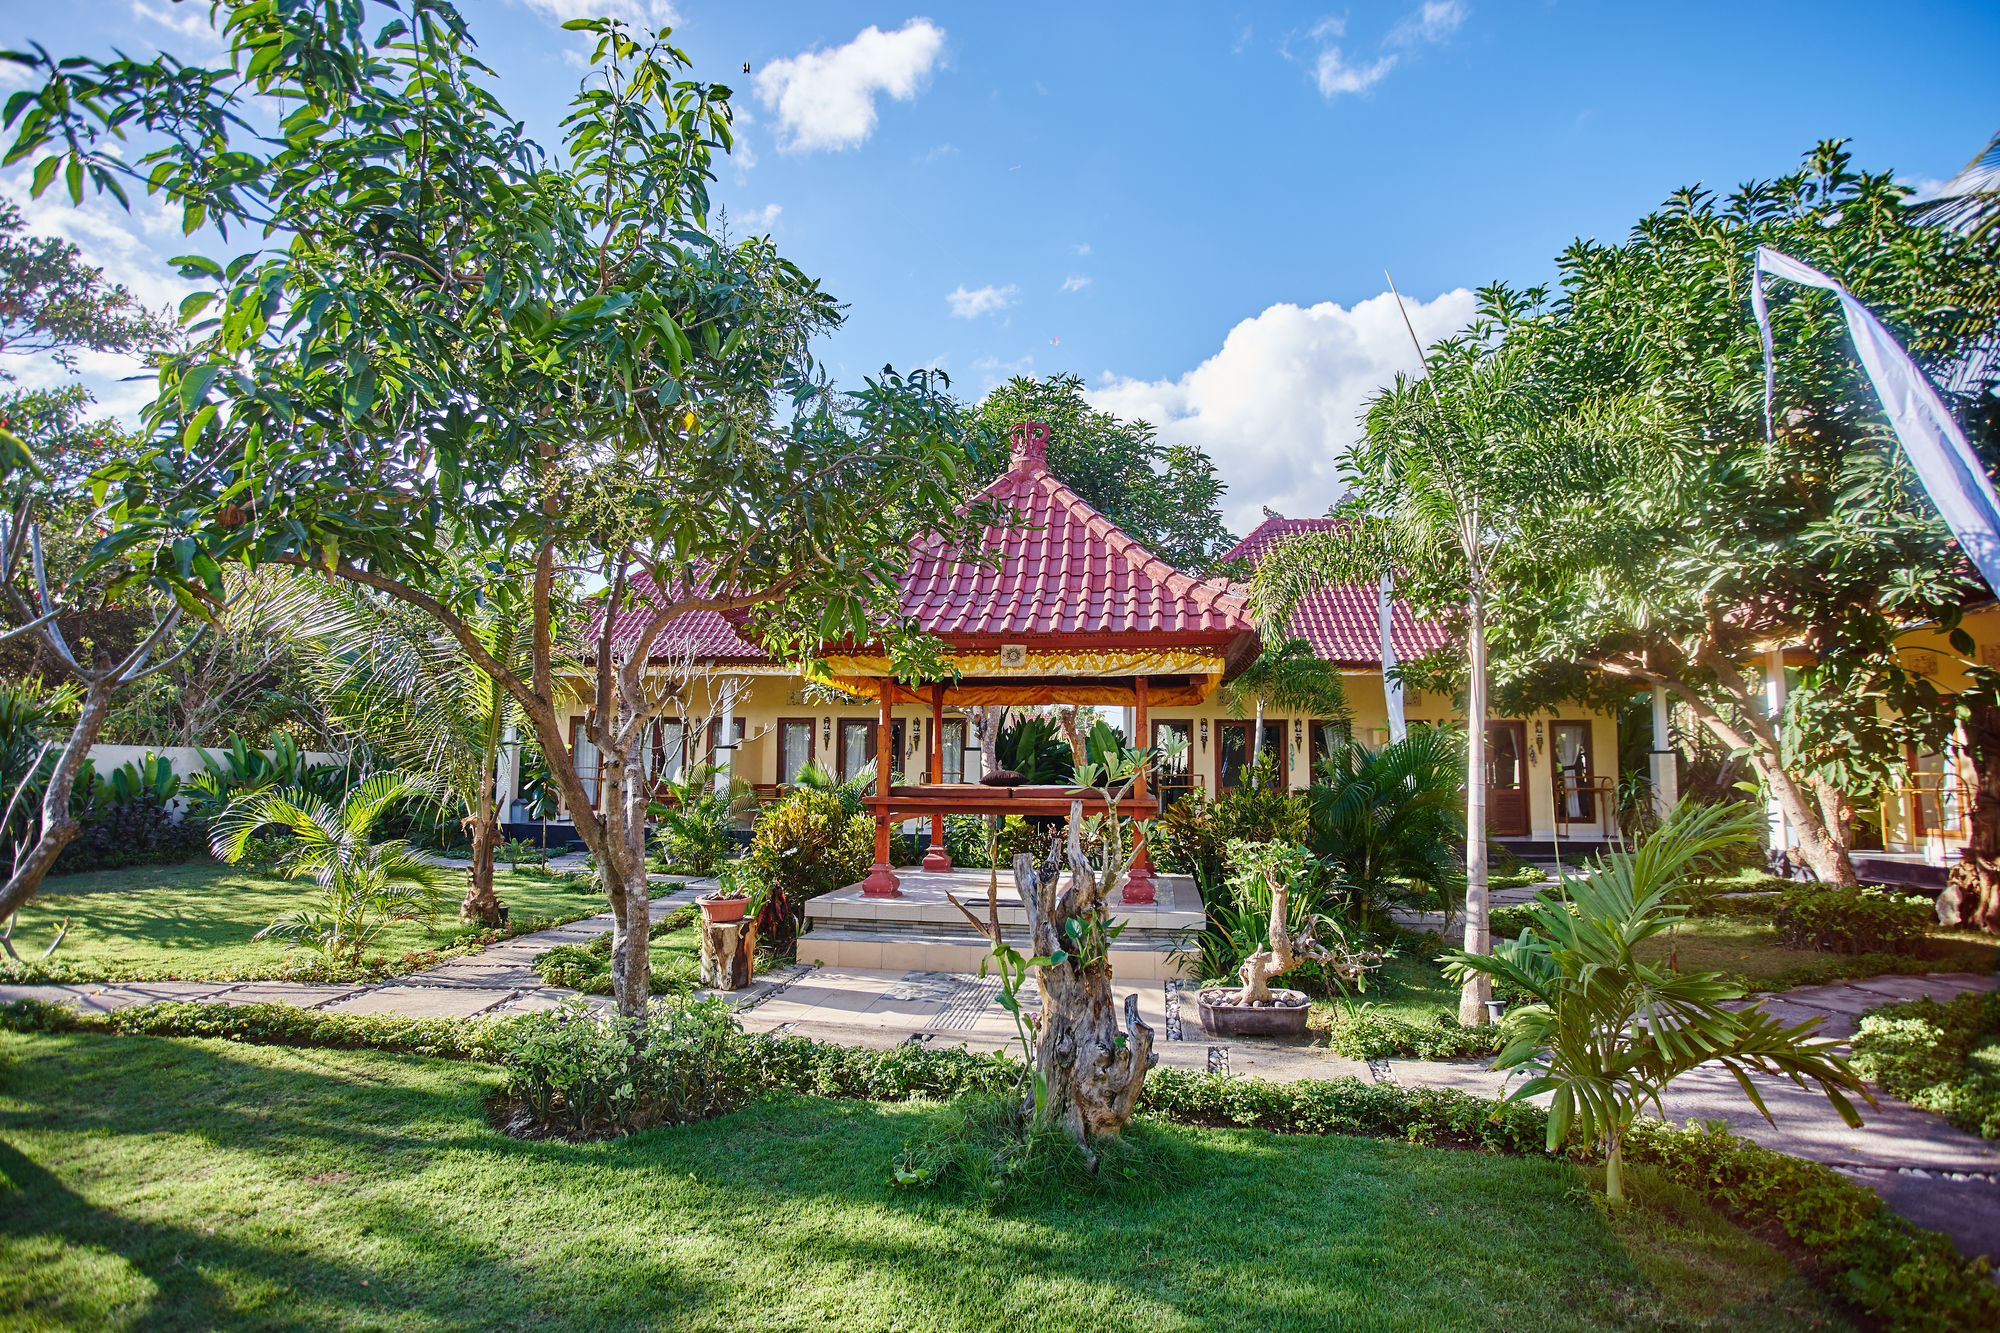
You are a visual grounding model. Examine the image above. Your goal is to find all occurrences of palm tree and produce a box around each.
[305,592,535,926]
[1252,332,1553,1024]
[1219,635,1352,786]
[1305,726,1464,930]
[211,772,445,968]
[1912,128,2000,242]
[1444,801,1869,1203]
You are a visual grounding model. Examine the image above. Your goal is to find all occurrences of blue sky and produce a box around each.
[6,1,1997,533]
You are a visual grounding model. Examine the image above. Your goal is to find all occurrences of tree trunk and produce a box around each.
[1459,582,1492,1025]
[1941,703,2000,933]
[597,681,655,1018]
[460,683,506,926]
[1017,815,1156,1150]
[0,674,111,921]
[1811,778,1855,853]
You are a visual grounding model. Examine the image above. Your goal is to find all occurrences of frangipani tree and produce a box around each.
[8,5,994,1015]
[1445,801,1869,1202]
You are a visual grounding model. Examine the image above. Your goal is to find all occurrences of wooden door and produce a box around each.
[837,718,875,784]
[776,717,815,785]
[1486,721,1529,836]
[1216,719,1285,790]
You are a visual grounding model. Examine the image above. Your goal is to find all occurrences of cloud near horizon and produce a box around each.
[1087,288,1477,536]
[756,19,945,153]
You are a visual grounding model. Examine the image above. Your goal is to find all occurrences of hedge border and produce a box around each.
[0,998,1993,1332]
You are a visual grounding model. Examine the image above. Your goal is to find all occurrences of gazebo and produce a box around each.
[813,421,1261,902]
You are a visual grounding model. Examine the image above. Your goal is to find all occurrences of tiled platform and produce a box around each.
[800,868,1204,979]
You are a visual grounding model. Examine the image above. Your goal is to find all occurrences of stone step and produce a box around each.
[794,928,1190,980]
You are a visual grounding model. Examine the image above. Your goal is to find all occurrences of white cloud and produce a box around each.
[755,19,945,153]
[1086,288,1477,534]
[1899,175,1950,203]
[1316,48,1398,96]
[1060,274,1091,293]
[736,203,782,233]
[1389,1,1467,46]
[1072,242,1091,256]
[512,0,679,25]
[131,0,225,48]
[947,283,1018,319]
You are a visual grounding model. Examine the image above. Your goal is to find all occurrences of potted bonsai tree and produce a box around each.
[1196,839,1378,1037]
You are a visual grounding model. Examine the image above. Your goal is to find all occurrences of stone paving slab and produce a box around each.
[322,986,517,1018]
[69,982,245,1012]
[216,983,371,1008]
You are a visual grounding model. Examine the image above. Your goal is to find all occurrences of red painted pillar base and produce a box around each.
[1121,825,1157,905]
[922,812,952,871]
[862,863,902,896]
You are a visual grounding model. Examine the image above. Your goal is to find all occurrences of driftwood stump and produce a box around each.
[1018,810,1156,1145]
[700,916,757,990]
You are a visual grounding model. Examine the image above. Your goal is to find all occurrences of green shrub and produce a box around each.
[492,998,748,1138]
[1325,1005,1508,1060]
[745,787,871,913]
[1772,885,1934,953]
[1623,1118,2000,1332]
[1852,991,2000,1141]
[531,921,699,996]
[893,1095,1179,1208]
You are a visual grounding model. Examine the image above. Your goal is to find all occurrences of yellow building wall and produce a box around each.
[1872,603,2000,856]
[554,666,1623,842]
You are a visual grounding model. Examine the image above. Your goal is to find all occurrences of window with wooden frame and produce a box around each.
[776,717,815,785]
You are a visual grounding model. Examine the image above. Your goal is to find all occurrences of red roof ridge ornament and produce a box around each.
[1008,420,1051,470]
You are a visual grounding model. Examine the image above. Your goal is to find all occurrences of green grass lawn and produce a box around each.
[0,1030,1853,1332]
[1,861,609,983]
[1631,914,1999,985]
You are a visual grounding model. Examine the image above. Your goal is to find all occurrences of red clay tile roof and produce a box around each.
[897,423,1257,644]
[596,578,771,664]
[1222,515,1454,665]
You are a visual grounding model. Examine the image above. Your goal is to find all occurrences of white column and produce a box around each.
[1648,687,1677,818]
[496,723,520,819]
[1380,573,1407,743]
[714,685,735,795]
[1765,649,1791,850]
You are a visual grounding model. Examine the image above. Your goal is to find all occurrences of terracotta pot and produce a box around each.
[1196,987,1312,1038]
[698,892,749,924]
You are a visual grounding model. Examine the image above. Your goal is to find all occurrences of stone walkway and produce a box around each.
[5,895,1998,1263]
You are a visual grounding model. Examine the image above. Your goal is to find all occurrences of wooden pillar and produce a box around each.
[862,683,900,896]
[1122,676,1157,905]
[922,681,952,871]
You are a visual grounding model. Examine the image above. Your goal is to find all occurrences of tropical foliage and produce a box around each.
[1304,726,1465,929]
[211,772,445,967]
[1219,636,1352,778]
[1445,802,1870,1201]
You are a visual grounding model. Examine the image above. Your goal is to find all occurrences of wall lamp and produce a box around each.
[821,716,831,749]
[1293,718,1303,747]
[1198,718,1208,751]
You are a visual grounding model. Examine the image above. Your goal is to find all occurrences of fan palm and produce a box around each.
[306,590,537,925]
[1912,128,2000,242]
[211,771,445,968]
[1444,800,1870,1203]
[1305,725,1464,929]
[1219,635,1352,784]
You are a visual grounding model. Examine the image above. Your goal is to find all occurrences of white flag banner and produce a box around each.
[1753,244,2000,594]
[1379,572,1407,743]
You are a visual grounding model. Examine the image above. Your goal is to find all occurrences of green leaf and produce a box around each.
[179,365,221,413]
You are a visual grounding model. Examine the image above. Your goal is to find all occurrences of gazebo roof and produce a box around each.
[816,422,1259,705]
[898,423,1255,644]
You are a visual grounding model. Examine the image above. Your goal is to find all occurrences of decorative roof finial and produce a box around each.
[1008,420,1051,469]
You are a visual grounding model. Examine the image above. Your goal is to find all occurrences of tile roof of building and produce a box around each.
[896,422,1256,643]
[1220,514,1454,665]
[599,590,771,664]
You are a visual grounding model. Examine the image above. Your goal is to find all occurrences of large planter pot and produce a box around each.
[1196,987,1312,1038]
[698,892,749,924]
